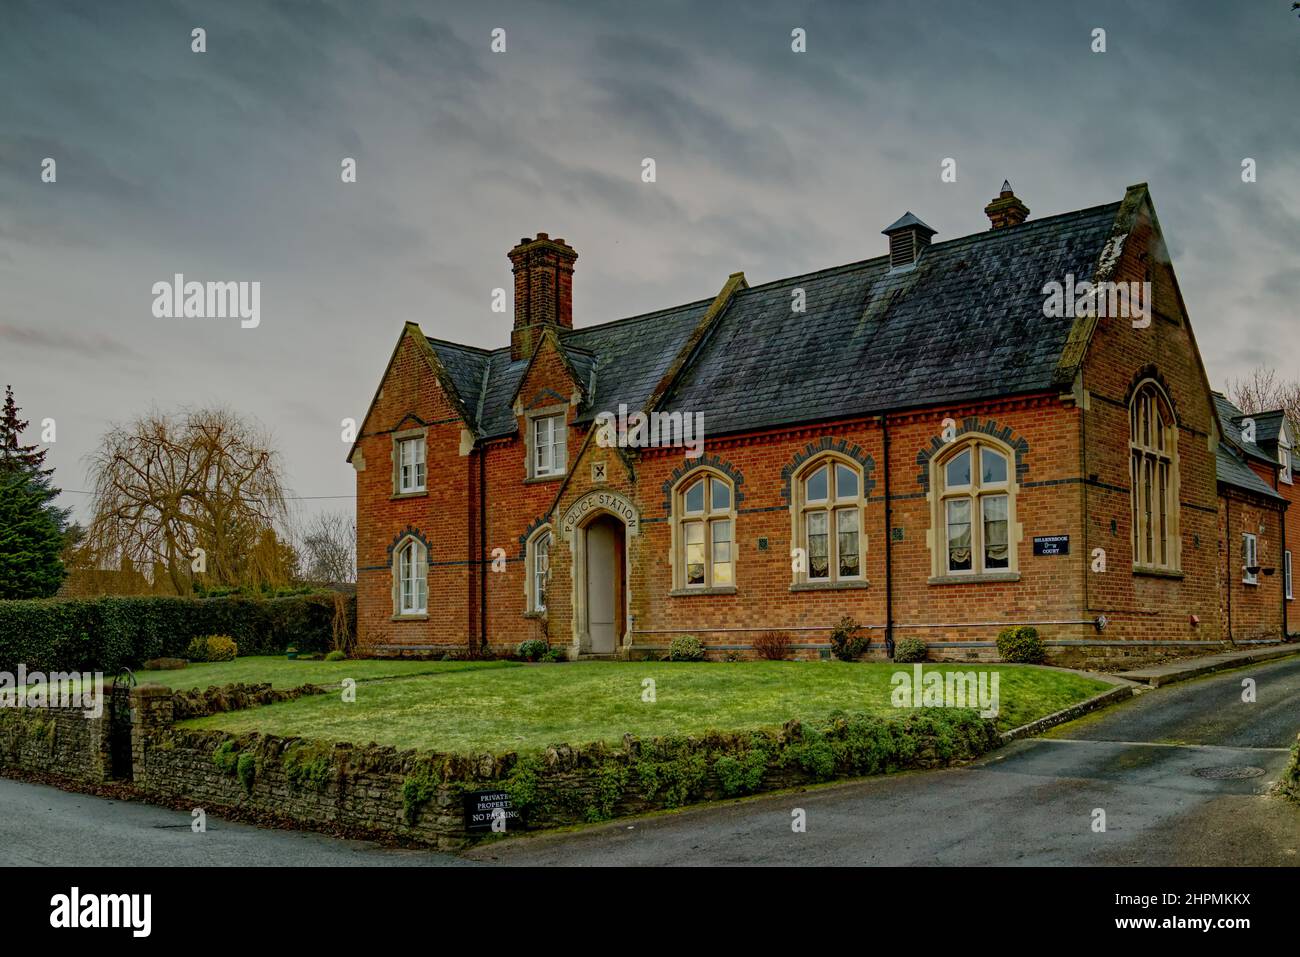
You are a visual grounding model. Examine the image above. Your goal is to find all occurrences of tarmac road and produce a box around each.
[465,657,1300,866]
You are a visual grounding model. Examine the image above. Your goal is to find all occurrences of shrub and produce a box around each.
[0,592,352,675]
[751,631,791,661]
[996,625,1045,663]
[516,638,550,662]
[205,635,237,662]
[540,648,565,663]
[893,637,928,663]
[323,649,347,662]
[186,635,210,663]
[829,616,868,661]
[668,635,705,662]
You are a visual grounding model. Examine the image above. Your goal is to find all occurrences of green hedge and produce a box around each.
[0,593,354,675]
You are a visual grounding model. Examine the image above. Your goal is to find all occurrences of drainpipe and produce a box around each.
[1276,466,1288,640]
[479,443,488,654]
[1225,495,1233,643]
[881,414,895,658]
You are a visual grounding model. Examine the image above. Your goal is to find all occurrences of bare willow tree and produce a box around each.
[1225,367,1300,434]
[295,509,357,584]
[84,406,294,593]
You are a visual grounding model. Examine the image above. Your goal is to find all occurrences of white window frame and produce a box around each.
[1242,532,1258,586]
[531,413,567,478]
[792,455,866,586]
[395,434,426,494]
[1280,444,1292,485]
[526,527,552,614]
[932,439,1015,578]
[674,471,736,590]
[395,538,428,615]
[1286,550,1293,600]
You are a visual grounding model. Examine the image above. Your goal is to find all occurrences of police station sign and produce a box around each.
[560,489,639,541]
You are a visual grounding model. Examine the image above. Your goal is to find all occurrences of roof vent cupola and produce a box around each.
[882,212,937,270]
[983,180,1030,230]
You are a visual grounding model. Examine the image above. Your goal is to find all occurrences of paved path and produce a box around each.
[466,657,1300,866]
[0,778,466,866]
[1114,643,1300,687]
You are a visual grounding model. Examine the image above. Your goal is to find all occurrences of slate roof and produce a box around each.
[1212,393,1284,501]
[1215,445,1283,501]
[420,199,1128,441]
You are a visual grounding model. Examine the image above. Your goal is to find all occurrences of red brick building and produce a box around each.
[348,183,1292,664]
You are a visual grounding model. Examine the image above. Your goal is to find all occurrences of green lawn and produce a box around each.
[177,661,1111,753]
[133,656,517,692]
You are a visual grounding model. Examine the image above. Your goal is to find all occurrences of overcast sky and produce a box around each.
[2,0,1297,526]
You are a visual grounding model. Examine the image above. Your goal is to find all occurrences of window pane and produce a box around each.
[710,478,731,512]
[1143,458,1153,563]
[945,450,971,488]
[946,499,972,572]
[807,510,829,579]
[837,508,860,577]
[553,417,566,468]
[534,534,550,612]
[981,448,1007,485]
[983,495,1009,570]
[684,479,705,513]
[1158,462,1168,566]
[711,520,732,585]
[835,463,858,500]
[685,522,705,585]
[805,465,828,502]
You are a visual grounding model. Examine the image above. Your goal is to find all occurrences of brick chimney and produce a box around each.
[882,212,936,270]
[984,180,1030,230]
[509,233,577,360]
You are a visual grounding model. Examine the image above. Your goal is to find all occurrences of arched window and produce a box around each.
[526,526,552,614]
[393,537,428,616]
[794,456,865,584]
[673,471,735,589]
[933,439,1015,576]
[1130,381,1179,571]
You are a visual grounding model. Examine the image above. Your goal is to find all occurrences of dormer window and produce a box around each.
[1280,443,1292,484]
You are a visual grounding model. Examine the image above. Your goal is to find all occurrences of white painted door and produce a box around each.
[586,519,618,654]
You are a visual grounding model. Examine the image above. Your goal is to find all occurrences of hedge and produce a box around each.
[0,593,355,675]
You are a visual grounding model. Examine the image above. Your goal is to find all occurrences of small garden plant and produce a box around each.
[996,626,1046,664]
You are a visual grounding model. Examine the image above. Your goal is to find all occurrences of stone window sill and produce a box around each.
[391,613,428,621]
[790,580,869,592]
[1132,566,1184,580]
[524,474,565,485]
[928,572,1020,586]
[670,586,737,597]
[523,610,547,620]
[390,490,427,500]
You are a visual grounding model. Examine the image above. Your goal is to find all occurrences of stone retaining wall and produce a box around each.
[2,681,1003,850]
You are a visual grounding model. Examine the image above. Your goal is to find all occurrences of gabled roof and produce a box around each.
[1212,392,1285,501]
[388,186,1174,447]
[1212,393,1280,465]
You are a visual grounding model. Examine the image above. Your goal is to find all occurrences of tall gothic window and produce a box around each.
[394,537,428,616]
[1130,381,1179,572]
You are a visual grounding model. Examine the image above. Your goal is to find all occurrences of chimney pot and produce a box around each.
[985,181,1030,230]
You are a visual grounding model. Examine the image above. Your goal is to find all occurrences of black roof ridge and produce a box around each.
[563,295,718,337]
[422,334,492,355]
[735,199,1123,296]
